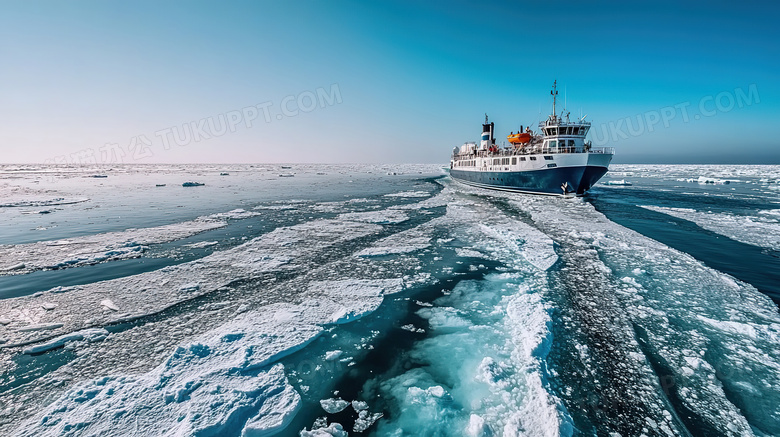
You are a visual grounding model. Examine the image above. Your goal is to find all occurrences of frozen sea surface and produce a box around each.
[1,164,779,436]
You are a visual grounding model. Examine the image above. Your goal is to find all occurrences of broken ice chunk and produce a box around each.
[100,299,120,311]
[324,350,343,361]
[319,398,350,414]
[16,323,64,332]
[351,400,369,411]
[22,328,108,354]
[353,409,383,432]
[178,283,200,293]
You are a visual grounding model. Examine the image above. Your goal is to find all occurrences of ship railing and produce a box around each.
[454,146,614,160]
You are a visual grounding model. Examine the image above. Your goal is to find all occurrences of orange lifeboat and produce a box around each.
[507,132,531,145]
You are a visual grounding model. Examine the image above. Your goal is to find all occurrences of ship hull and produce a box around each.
[450,153,611,196]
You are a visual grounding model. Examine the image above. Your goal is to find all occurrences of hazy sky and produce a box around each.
[1,0,778,164]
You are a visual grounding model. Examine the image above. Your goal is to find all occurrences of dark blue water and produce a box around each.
[588,185,780,304]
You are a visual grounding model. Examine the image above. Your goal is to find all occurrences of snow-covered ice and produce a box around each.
[3,164,780,436]
[641,205,780,251]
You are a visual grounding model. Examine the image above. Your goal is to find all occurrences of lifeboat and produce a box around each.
[507,132,531,145]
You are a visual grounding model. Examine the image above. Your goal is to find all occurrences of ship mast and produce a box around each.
[551,80,558,120]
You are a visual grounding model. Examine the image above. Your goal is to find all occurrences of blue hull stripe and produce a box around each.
[450,166,608,195]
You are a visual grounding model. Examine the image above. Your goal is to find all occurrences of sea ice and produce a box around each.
[13,301,330,436]
[383,190,431,198]
[641,205,780,251]
[299,422,348,437]
[0,216,228,275]
[324,350,343,361]
[99,299,119,311]
[319,398,350,414]
[22,328,108,355]
[0,218,384,347]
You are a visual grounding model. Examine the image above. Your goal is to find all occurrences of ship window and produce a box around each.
[549,140,557,148]
[530,156,537,161]
[544,155,553,160]
[547,163,557,168]
[550,127,557,136]
[520,157,526,161]
[568,140,575,147]
[493,159,499,165]
[572,127,580,135]
[567,127,574,135]
[512,157,517,165]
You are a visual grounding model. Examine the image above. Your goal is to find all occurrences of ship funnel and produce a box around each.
[480,114,494,149]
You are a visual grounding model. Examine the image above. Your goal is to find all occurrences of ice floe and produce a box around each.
[22,328,108,355]
[0,218,384,347]
[319,398,350,414]
[0,216,228,275]
[383,190,431,198]
[641,205,780,251]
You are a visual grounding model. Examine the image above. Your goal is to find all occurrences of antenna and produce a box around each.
[535,105,542,127]
[551,80,558,117]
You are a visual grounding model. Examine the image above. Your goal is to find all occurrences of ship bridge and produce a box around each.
[539,116,592,153]
[537,80,593,154]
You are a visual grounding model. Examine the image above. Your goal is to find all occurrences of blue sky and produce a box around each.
[0,0,777,164]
